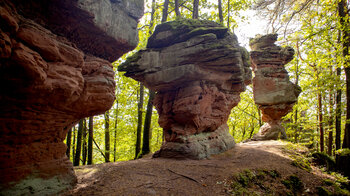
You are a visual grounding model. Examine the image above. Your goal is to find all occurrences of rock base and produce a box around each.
[153,124,235,159]
[252,123,283,141]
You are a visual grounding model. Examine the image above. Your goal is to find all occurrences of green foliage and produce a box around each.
[225,169,283,195]
[312,152,336,171]
[281,142,312,172]
[281,175,304,195]
[336,148,350,156]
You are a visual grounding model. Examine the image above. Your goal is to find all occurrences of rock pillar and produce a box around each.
[119,19,252,159]
[249,34,301,140]
[0,0,143,195]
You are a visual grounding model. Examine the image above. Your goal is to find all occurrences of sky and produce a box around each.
[235,9,267,49]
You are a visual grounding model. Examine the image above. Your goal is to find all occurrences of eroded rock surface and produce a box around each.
[119,19,251,159]
[249,34,301,140]
[0,0,143,195]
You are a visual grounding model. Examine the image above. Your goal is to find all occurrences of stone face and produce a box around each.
[0,0,143,195]
[249,34,301,140]
[119,19,252,159]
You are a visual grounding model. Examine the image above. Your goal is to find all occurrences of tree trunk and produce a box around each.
[257,106,262,127]
[82,119,87,165]
[175,0,181,17]
[294,110,298,143]
[328,93,334,156]
[135,84,144,159]
[336,67,342,150]
[162,0,169,23]
[105,111,110,162]
[227,0,230,28]
[113,101,118,162]
[192,0,199,19]
[142,90,155,155]
[72,126,76,162]
[74,119,84,166]
[339,0,350,149]
[218,0,223,24]
[66,128,72,158]
[318,92,324,152]
[87,116,93,165]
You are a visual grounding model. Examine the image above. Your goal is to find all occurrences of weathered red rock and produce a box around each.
[119,19,252,159]
[249,34,301,140]
[0,0,143,195]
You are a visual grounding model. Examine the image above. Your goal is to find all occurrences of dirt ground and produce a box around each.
[64,140,334,195]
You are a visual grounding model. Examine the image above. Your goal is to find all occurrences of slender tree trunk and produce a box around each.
[72,126,76,162]
[192,0,199,19]
[257,106,262,127]
[294,110,299,143]
[105,111,110,162]
[149,0,156,36]
[328,92,334,156]
[87,116,93,165]
[218,0,223,24]
[227,0,230,28]
[66,128,72,158]
[339,0,350,149]
[135,84,144,159]
[113,101,118,162]
[74,119,84,166]
[142,90,155,155]
[175,0,181,17]
[336,67,342,150]
[318,92,324,152]
[82,119,87,165]
[162,0,169,23]
[294,50,300,143]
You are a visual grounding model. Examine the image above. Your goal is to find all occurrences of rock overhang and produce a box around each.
[119,19,252,159]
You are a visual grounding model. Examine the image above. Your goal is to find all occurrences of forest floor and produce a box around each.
[64,140,349,195]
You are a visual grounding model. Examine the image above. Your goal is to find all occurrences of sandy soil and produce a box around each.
[64,140,331,196]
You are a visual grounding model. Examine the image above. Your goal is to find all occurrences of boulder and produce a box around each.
[119,19,252,159]
[249,34,301,140]
[0,0,143,195]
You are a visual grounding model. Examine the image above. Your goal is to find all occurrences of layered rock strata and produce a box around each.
[249,34,301,140]
[0,0,143,195]
[119,19,252,159]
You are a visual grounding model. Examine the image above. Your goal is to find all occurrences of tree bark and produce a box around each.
[72,126,76,162]
[328,93,334,156]
[74,119,84,166]
[113,101,118,162]
[66,128,72,159]
[336,67,342,150]
[142,90,155,155]
[82,118,87,165]
[135,84,144,159]
[192,0,199,19]
[162,0,169,23]
[318,92,324,152]
[227,0,230,28]
[338,0,350,149]
[87,116,93,165]
[175,0,181,17]
[218,0,223,24]
[105,111,110,162]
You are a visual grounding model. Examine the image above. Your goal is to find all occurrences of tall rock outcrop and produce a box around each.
[0,0,143,195]
[249,34,301,140]
[119,19,252,159]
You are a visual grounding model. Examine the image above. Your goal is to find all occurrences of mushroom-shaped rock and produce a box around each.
[249,34,301,140]
[119,19,252,159]
[0,0,143,195]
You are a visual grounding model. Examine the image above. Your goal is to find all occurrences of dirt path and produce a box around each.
[64,141,329,195]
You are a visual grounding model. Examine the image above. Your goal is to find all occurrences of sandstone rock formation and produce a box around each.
[119,19,252,159]
[0,0,143,195]
[249,34,301,140]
